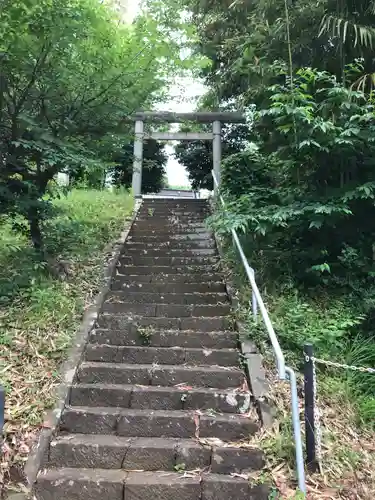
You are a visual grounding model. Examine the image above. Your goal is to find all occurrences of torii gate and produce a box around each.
[131,111,246,197]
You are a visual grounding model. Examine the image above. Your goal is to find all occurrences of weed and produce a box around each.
[138,326,153,345]
[174,463,186,473]
[267,489,279,500]
[216,236,375,497]
[0,188,133,493]
[239,353,247,370]
[204,408,218,417]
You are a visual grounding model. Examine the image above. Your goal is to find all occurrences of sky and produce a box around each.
[127,0,141,21]
[127,0,206,187]
[156,78,206,187]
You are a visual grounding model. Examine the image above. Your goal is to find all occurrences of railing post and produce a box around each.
[212,121,221,195]
[304,343,318,472]
[286,366,307,494]
[0,385,4,437]
[132,120,144,198]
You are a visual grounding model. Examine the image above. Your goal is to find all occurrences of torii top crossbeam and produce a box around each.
[132,111,246,123]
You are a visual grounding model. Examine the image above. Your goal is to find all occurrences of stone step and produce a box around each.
[142,196,209,201]
[129,227,211,234]
[35,469,268,500]
[133,221,209,229]
[101,302,231,318]
[111,282,226,294]
[122,247,216,256]
[136,214,209,221]
[141,201,209,207]
[131,226,210,237]
[119,256,219,266]
[49,434,264,472]
[115,266,221,277]
[85,345,239,367]
[60,407,258,439]
[33,196,268,500]
[70,384,250,413]
[105,292,228,305]
[113,273,224,284]
[138,205,208,210]
[127,233,213,242]
[138,208,210,213]
[97,315,233,332]
[142,198,208,202]
[77,362,244,389]
[123,240,216,249]
[139,201,208,207]
[91,328,237,349]
[136,211,208,217]
[132,217,210,227]
[139,202,208,208]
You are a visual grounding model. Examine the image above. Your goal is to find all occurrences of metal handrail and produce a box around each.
[212,170,306,494]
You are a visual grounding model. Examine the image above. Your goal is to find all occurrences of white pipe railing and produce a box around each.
[212,170,306,494]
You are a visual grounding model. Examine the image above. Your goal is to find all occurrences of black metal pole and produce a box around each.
[0,385,4,436]
[304,343,318,472]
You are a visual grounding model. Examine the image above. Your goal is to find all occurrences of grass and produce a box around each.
[252,368,375,499]
[217,241,375,499]
[0,188,133,495]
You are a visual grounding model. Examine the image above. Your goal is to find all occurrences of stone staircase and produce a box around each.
[35,198,268,499]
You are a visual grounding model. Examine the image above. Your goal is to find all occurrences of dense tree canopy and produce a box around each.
[0,0,198,252]
[169,0,375,421]
[174,124,249,189]
[183,0,375,102]
[112,139,168,194]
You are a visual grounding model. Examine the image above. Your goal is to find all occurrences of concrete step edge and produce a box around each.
[50,433,259,453]
[114,274,223,279]
[60,406,259,439]
[69,383,251,413]
[91,328,237,348]
[77,361,244,389]
[35,469,269,499]
[96,316,234,334]
[79,361,242,373]
[70,382,248,396]
[108,292,227,297]
[103,302,230,313]
[49,434,264,473]
[111,284,226,293]
[84,345,239,366]
[62,406,258,424]
[100,306,231,317]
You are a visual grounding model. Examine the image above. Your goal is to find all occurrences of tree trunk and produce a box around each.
[28,207,44,253]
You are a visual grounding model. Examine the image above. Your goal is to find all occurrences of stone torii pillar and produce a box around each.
[130,111,245,198]
[131,119,144,196]
[212,120,222,191]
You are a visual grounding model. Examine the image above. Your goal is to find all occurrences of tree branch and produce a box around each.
[69,45,150,121]
[14,42,52,117]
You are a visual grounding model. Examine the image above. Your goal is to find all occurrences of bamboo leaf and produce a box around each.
[337,17,343,38]
[318,14,328,38]
[343,20,349,43]
[354,23,359,47]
